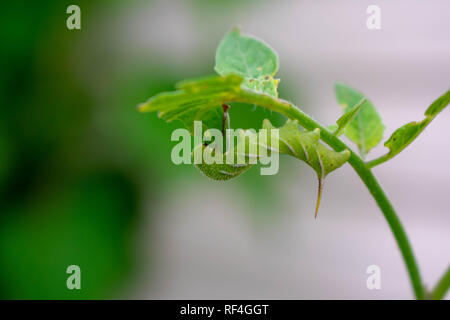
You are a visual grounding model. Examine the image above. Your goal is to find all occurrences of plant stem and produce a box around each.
[233,91,426,299]
[431,267,450,300]
[367,154,392,168]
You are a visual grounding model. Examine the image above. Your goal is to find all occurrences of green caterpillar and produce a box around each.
[193,119,350,217]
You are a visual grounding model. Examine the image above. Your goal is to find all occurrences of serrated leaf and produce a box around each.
[335,83,385,156]
[215,28,280,97]
[138,74,243,134]
[262,119,350,179]
[263,119,350,217]
[175,74,243,92]
[383,89,450,159]
[333,98,365,136]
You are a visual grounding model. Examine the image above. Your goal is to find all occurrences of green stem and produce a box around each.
[233,91,426,299]
[367,154,392,168]
[431,267,450,300]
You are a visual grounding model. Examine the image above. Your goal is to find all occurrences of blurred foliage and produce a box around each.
[0,172,138,299]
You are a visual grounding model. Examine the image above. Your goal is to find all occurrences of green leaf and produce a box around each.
[333,98,365,136]
[215,28,280,97]
[383,89,450,159]
[262,119,350,179]
[425,89,450,117]
[138,74,243,134]
[334,83,385,156]
[263,119,350,217]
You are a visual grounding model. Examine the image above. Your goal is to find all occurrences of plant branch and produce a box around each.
[431,267,450,300]
[367,153,393,168]
[230,90,426,299]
